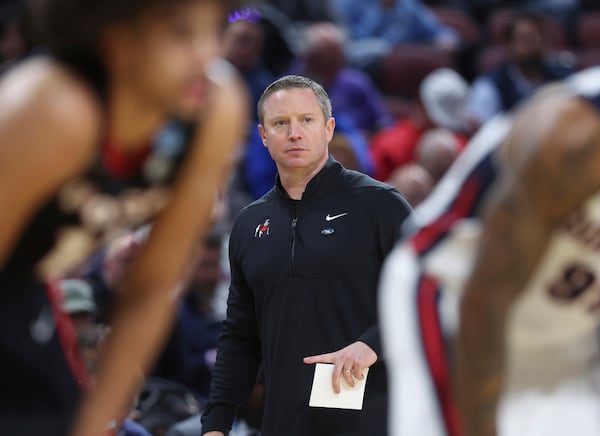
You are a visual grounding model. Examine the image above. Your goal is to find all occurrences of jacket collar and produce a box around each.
[275,155,343,201]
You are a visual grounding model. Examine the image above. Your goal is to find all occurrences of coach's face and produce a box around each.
[258,87,335,175]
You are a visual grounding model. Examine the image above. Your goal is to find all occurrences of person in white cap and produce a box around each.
[370,67,470,182]
[419,67,470,135]
[60,278,97,331]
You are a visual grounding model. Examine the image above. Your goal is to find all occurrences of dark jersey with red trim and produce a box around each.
[0,120,195,289]
[0,114,195,435]
[379,66,600,436]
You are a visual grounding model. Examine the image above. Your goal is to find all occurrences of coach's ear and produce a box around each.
[325,116,335,142]
[258,124,267,148]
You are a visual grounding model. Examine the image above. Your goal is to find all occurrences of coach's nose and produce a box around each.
[288,119,303,141]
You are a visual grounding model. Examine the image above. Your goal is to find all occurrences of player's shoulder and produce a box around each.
[536,93,600,156]
[0,57,102,168]
[0,56,101,118]
[517,67,600,120]
[0,57,101,151]
[505,79,600,168]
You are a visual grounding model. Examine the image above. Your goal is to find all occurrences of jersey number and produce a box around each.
[549,263,596,301]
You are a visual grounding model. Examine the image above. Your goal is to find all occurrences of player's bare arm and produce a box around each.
[70,71,248,436]
[0,58,100,269]
[456,93,600,436]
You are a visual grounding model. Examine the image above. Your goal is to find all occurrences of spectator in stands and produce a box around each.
[423,0,472,13]
[74,323,108,377]
[385,163,433,207]
[161,232,263,435]
[60,278,98,331]
[154,230,228,404]
[466,10,574,126]
[265,0,334,23]
[223,8,274,121]
[328,132,362,172]
[521,0,579,25]
[251,4,297,77]
[94,225,231,407]
[84,229,146,323]
[77,325,151,436]
[329,0,460,70]
[292,21,394,135]
[415,127,461,183]
[370,68,469,181]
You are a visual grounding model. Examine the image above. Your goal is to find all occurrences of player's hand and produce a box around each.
[303,341,377,394]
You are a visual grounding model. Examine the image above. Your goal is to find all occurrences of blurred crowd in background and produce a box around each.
[1,0,599,434]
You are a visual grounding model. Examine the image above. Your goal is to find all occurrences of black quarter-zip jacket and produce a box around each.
[202,157,412,435]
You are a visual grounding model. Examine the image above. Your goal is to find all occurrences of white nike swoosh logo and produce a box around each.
[325,213,348,221]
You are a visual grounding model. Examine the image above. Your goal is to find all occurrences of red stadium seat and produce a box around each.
[486,7,515,44]
[475,45,508,74]
[378,44,455,99]
[431,6,482,45]
[543,15,570,50]
[384,96,415,120]
[475,46,576,75]
[576,12,600,49]
[575,48,600,70]
[487,8,569,49]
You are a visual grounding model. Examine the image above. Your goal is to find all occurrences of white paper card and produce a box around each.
[308,363,369,410]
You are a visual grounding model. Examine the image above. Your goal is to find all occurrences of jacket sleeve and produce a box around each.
[359,187,413,360]
[201,219,262,434]
[377,187,413,254]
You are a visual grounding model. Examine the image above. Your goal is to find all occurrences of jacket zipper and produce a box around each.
[289,202,298,276]
[291,216,298,276]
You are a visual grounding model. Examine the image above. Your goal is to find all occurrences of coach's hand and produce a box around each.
[303,341,377,394]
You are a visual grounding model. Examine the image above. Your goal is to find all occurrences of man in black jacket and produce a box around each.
[201,75,412,436]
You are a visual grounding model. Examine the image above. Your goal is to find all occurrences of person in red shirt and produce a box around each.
[370,68,470,181]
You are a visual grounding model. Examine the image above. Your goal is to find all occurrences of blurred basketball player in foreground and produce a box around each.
[379,66,600,436]
[0,1,248,435]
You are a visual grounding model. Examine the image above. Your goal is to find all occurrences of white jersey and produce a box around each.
[380,67,600,436]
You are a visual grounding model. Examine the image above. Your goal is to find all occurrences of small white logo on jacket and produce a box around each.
[325,213,348,222]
